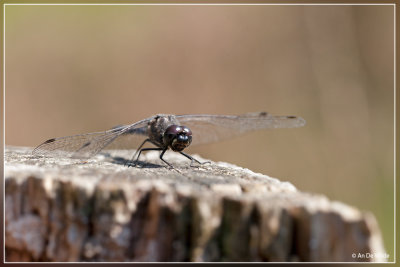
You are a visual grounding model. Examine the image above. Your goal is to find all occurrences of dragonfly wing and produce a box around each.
[32,120,150,159]
[176,112,305,146]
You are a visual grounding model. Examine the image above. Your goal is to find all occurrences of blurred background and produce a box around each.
[5,5,394,260]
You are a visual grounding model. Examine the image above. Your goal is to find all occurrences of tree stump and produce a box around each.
[4,146,386,262]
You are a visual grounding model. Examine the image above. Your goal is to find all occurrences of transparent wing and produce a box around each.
[32,119,150,159]
[176,112,306,146]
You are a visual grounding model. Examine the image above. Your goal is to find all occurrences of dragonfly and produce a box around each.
[32,112,306,168]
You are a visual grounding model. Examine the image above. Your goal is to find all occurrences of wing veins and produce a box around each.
[33,118,150,158]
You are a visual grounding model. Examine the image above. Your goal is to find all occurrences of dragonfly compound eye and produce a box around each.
[182,126,192,136]
[171,134,192,151]
[163,125,193,151]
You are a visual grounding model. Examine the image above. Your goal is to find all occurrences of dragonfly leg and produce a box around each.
[127,139,158,166]
[127,147,163,167]
[128,138,151,164]
[179,151,211,167]
[159,148,175,168]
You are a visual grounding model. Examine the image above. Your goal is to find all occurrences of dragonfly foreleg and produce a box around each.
[179,151,211,167]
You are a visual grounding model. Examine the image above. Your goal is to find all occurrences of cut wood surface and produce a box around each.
[5,146,386,262]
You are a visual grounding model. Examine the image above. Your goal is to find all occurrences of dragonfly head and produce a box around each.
[163,125,192,152]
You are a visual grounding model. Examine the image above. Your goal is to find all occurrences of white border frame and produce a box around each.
[3,3,396,264]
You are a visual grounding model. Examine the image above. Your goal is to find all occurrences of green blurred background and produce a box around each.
[4,4,394,260]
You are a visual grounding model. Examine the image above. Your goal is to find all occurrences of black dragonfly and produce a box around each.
[33,112,306,167]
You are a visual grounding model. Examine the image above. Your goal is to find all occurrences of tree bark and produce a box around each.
[5,146,386,262]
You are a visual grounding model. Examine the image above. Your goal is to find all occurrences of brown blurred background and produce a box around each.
[4,5,394,260]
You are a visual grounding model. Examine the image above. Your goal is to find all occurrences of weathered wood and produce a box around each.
[5,146,386,262]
